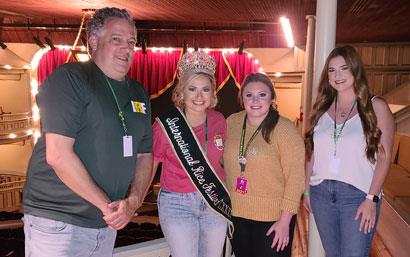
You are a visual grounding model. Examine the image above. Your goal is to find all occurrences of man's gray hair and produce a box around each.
[86,7,134,37]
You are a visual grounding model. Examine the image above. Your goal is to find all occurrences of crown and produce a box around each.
[178,51,216,76]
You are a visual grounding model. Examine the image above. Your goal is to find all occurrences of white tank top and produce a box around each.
[310,112,375,193]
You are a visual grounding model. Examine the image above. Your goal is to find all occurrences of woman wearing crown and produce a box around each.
[152,51,231,257]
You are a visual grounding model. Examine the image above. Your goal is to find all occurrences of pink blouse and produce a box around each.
[153,109,226,192]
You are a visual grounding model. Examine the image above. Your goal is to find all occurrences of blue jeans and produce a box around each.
[24,214,117,257]
[158,190,227,257]
[310,180,381,257]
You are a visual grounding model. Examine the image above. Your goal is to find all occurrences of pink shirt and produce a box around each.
[153,109,226,192]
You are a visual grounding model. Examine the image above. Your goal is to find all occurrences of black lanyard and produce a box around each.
[238,115,263,174]
[204,117,208,154]
[104,76,129,136]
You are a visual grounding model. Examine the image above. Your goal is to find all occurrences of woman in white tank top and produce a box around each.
[303,45,394,257]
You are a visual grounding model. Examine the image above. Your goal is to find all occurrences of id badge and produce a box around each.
[236,177,248,194]
[329,157,341,175]
[123,136,133,157]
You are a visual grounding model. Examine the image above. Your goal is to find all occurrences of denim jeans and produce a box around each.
[24,214,117,257]
[158,190,227,257]
[310,180,381,257]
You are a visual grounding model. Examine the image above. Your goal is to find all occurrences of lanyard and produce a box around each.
[104,76,128,136]
[333,95,357,155]
[204,117,208,154]
[238,115,263,174]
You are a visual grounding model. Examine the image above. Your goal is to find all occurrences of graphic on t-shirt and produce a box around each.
[131,101,147,114]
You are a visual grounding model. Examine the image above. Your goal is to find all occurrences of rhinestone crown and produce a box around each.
[178,51,216,76]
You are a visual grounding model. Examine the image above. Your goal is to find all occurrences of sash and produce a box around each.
[157,108,233,229]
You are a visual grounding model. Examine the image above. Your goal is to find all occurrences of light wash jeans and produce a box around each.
[158,190,227,257]
[310,180,381,257]
[24,214,117,257]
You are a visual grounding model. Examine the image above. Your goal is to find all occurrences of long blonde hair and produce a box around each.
[172,72,218,109]
[305,45,382,163]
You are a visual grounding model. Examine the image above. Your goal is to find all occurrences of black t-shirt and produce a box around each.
[23,61,152,228]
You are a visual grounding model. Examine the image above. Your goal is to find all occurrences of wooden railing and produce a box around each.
[0,174,25,212]
[0,112,33,144]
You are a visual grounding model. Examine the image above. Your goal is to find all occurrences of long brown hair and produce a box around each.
[239,73,279,143]
[305,45,382,163]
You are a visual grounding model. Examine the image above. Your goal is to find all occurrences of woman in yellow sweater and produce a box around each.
[223,73,305,257]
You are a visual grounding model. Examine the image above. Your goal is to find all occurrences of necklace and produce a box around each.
[333,95,357,156]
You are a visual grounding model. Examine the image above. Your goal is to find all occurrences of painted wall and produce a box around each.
[0,72,31,114]
[0,144,33,174]
[247,47,305,122]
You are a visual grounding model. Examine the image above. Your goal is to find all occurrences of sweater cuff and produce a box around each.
[281,198,300,214]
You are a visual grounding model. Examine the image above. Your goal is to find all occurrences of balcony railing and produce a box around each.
[0,112,33,144]
[0,173,25,212]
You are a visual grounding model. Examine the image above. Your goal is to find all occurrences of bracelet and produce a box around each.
[303,191,310,196]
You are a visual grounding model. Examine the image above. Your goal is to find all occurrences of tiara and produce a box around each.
[178,51,216,76]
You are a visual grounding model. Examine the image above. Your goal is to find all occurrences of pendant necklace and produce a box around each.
[333,95,357,156]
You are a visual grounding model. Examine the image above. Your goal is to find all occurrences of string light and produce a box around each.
[280,17,295,48]
[31,79,39,96]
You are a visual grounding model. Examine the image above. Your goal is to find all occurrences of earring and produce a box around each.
[180,95,184,100]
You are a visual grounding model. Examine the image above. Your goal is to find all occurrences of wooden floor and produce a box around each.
[291,208,393,257]
[0,202,396,257]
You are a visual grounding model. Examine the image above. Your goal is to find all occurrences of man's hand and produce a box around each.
[103,196,141,230]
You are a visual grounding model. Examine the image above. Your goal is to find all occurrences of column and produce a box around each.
[308,0,337,257]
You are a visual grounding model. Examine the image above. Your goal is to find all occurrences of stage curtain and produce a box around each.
[208,50,231,92]
[128,49,181,99]
[37,49,75,85]
[36,48,261,97]
[222,51,261,88]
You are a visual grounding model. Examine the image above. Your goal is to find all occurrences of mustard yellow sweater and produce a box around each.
[223,111,305,221]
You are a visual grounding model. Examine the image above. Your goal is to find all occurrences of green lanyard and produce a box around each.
[333,95,357,156]
[104,76,128,136]
[238,115,263,174]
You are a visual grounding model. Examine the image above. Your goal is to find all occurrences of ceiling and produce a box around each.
[0,0,409,48]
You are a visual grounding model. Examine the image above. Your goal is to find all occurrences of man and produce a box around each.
[23,7,153,257]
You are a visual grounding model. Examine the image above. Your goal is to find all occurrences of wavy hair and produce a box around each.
[172,72,218,109]
[86,7,134,37]
[239,73,279,143]
[305,45,382,163]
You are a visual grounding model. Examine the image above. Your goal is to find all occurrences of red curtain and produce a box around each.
[37,48,261,97]
[37,49,75,85]
[208,51,231,92]
[128,49,181,98]
[223,51,261,88]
